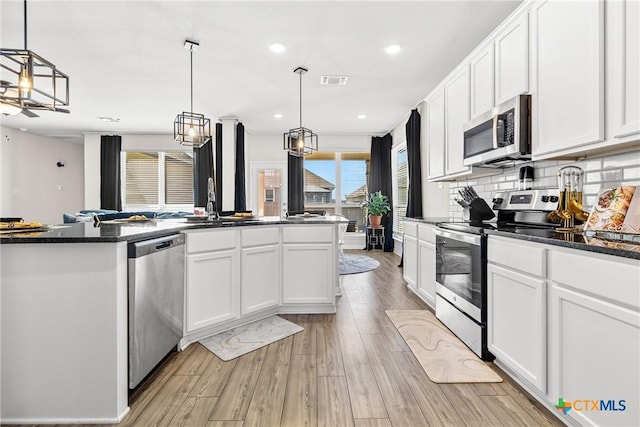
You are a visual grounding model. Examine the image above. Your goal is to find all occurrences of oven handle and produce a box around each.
[435,228,482,246]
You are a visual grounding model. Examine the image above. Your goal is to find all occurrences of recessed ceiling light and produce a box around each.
[273,113,283,119]
[357,114,367,119]
[269,43,286,53]
[385,44,401,55]
[97,116,121,123]
[19,127,28,132]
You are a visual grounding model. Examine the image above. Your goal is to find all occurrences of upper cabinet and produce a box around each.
[607,0,640,140]
[445,65,471,176]
[494,14,529,105]
[426,87,446,180]
[530,0,605,158]
[470,45,495,118]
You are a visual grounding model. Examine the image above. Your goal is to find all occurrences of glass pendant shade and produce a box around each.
[174,39,211,148]
[1,1,70,113]
[283,67,318,157]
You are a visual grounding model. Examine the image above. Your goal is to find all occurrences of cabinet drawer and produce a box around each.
[551,250,640,309]
[488,236,546,277]
[404,221,418,237]
[241,227,279,247]
[283,225,333,243]
[418,224,436,244]
[186,229,236,253]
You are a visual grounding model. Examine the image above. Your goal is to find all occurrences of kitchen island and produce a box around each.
[0,216,347,424]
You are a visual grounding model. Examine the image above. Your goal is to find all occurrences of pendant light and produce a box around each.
[0,0,70,115]
[174,39,211,148]
[283,67,318,157]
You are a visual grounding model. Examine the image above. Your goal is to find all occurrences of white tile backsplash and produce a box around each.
[449,149,640,216]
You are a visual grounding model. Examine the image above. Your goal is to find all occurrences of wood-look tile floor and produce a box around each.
[4,250,564,427]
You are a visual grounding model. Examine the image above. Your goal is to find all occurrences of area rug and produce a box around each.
[339,254,380,275]
[386,310,502,383]
[199,316,304,361]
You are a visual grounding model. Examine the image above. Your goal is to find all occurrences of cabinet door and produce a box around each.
[185,250,238,332]
[531,0,604,157]
[470,45,494,118]
[241,245,280,315]
[608,0,640,139]
[549,284,640,427]
[282,243,334,304]
[445,65,471,175]
[494,13,529,105]
[487,264,546,393]
[403,235,418,290]
[427,88,446,179]
[417,241,435,309]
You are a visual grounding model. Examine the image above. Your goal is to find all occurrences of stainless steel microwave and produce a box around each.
[462,94,531,167]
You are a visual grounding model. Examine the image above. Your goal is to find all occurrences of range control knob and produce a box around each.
[541,196,550,202]
[492,197,504,205]
[550,196,559,203]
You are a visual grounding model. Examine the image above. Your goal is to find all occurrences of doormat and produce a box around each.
[386,310,502,383]
[199,316,304,361]
[339,254,380,275]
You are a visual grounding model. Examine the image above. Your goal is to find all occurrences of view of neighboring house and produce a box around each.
[303,169,335,204]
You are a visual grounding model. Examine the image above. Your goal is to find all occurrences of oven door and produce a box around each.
[435,228,485,322]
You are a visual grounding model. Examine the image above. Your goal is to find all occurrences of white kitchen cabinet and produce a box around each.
[241,244,280,315]
[417,241,436,308]
[445,64,471,175]
[548,249,640,427]
[282,243,334,304]
[607,0,640,140]
[186,249,238,332]
[531,0,605,158]
[402,222,418,290]
[494,13,529,105]
[487,236,547,393]
[470,45,494,118]
[426,87,446,179]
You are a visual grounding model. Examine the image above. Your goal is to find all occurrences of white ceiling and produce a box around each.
[1,0,522,142]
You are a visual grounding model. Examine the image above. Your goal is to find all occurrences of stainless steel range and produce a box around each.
[435,188,559,360]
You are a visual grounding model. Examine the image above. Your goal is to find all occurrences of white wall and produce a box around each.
[1,127,84,224]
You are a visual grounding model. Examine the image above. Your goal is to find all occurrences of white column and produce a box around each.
[83,133,101,209]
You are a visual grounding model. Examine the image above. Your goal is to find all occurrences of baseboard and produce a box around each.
[1,407,130,425]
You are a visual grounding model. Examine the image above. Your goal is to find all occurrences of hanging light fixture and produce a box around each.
[174,39,211,148]
[283,66,318,157]
[0,0,70,115]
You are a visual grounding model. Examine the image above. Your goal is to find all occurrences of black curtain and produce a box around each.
[406,109,423,218]
[234,122,247,211]
[368,133,394,252]
[193,139,214,208]
[215,122,223,211]
[100,135,122,211]
[287,151,304,213]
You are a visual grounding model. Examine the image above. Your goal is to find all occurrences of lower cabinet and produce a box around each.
[241,245,280,315]
[487,263,546,392]
[417,240,436,308]
[283,243,334,304]
[186,249,238,332]
[403,235,418,290]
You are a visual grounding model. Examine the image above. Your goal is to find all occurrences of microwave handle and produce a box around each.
[492,115,499,149]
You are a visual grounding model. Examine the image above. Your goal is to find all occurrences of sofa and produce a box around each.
[63,209,192,223]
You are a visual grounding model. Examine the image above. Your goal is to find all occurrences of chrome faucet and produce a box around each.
[206,177,219,221]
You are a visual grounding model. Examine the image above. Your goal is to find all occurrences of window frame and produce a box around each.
[121,150,194,212]
[391,142,408,241]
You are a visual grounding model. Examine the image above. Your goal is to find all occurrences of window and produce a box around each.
[392,143,408,238]
[122,151,194,210]
[303,151,370,231]
[264,188,275,202]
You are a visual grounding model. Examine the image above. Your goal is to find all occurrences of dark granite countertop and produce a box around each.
[404,217,453,225]
[0,215,348,244]
[486,228,640,261]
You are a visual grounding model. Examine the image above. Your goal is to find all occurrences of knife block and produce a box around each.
[469,198,495,225]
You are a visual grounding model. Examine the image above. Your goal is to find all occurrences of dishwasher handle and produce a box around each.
[128,234,185,258]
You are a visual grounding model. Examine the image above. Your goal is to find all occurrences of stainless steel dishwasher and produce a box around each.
[128,233,185,389]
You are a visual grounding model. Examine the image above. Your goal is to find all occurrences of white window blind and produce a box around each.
[165,152,194,204]
[125,152,159,205]
[393,145,408,236]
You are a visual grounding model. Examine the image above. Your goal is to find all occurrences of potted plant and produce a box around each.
[362,191,390,227]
